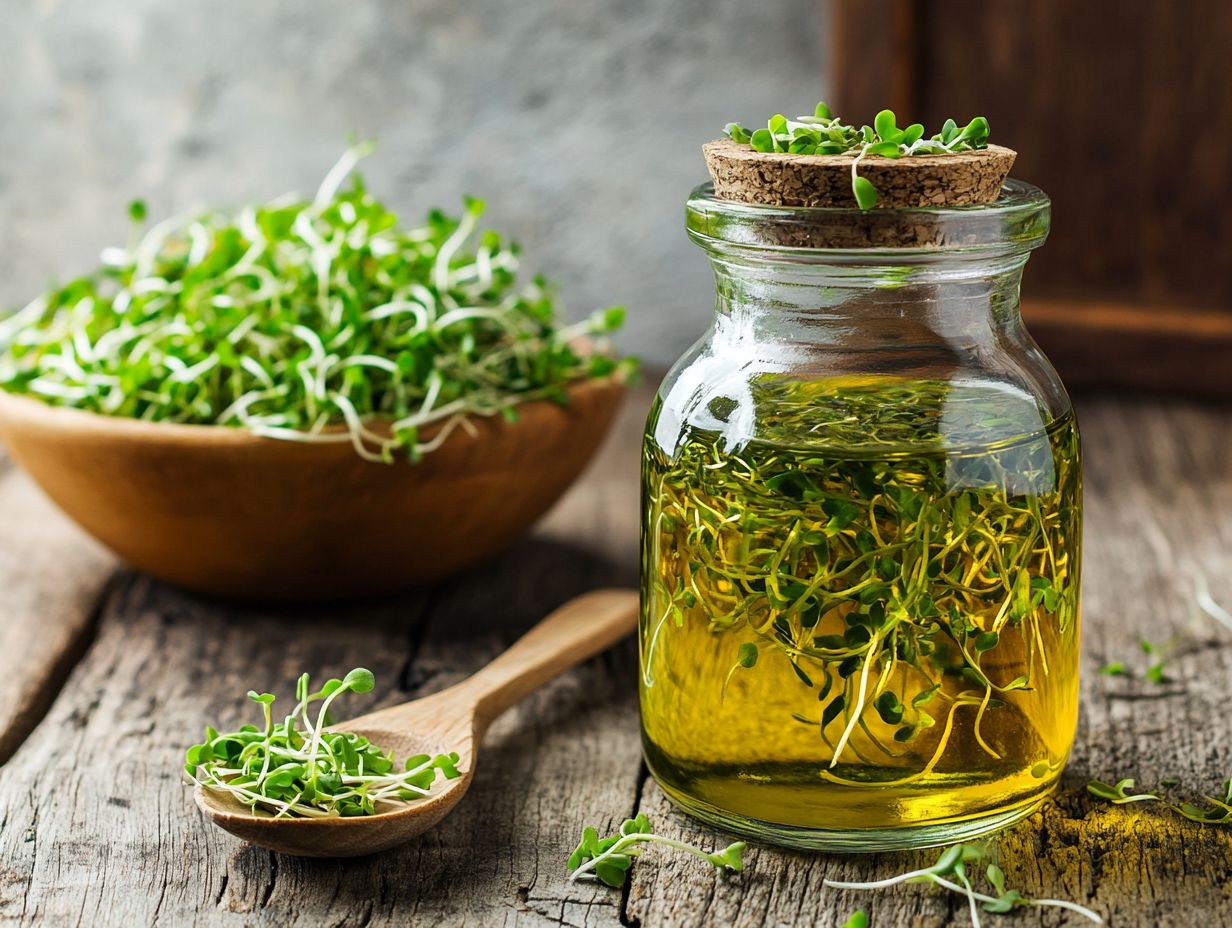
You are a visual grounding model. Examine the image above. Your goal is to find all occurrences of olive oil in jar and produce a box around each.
[639,376,1081,848]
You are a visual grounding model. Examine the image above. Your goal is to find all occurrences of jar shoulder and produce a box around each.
[646,328,1075,459]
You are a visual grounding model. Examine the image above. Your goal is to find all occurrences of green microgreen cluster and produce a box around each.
[1087,775,1232,826]
[0,144,634,462]
[1098,577,1232,682]
[645,378,1079,783]
[724,102,991,209]
[825,844,1103,927]
[1098,638,1173,683]
[565,813,745,888]
[185,667,460,818]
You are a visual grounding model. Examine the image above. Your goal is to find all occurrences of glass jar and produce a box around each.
[639,180,1080,851]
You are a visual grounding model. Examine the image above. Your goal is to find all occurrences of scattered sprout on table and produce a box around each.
[1085,778,1160,804]
[186,667,460,818]
[565,813,745,888]
[824,844,1103,927]
[1087,774,1232,826]
[723,102,991,209]
[0,144,636,462]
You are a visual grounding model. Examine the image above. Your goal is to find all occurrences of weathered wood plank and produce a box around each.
[4,389,1232,927]
[0,389,650,928]
[0,469,114,763]
[625,395,1232,926]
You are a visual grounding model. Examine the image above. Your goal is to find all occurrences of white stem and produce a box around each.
[567,833,718,883]
[830,630,881,767]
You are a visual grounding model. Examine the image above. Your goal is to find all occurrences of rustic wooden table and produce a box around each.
[1,382,1230,927]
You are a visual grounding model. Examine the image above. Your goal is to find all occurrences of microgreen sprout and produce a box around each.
[724,102,991,209]
[1098,638,1177,685]
[842,910,870,928]
[0,145,635,462]
[1099,573,1232,683]
[824,844,1102,927]
[565,813,745,888]
[1085,778,1160,804]
[1087,774,1232,826]
[644,378,1079,789]
[185,667,461,818]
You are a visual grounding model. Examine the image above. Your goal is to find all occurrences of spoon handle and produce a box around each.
[458,588,638,727]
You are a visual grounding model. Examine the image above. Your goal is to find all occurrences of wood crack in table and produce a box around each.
[0,383,1230,927]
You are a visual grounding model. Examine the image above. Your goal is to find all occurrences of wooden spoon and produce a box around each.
[195,589,638,857]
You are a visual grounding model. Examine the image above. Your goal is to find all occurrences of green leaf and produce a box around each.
[822,694,845,727]
[749,128,775,152]
[343,667,375,693]
[875,691,904,725]
[842,910,869,928]
[911,682,941,707]
[724,122,751,144]
[1145,661,1170,684]
[873,109,901,143]
[900,123,925,146]
[128,199,148,223]
[852,176,878,210]
[737,642,759,668]
[814,101,832,119]
[865,141,901,158]
[768,113,788,135]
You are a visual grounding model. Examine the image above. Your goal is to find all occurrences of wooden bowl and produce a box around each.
[0,379,623,601]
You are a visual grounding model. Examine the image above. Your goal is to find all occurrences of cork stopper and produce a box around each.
[703,138,1017,209]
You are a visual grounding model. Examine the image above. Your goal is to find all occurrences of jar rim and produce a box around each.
[686,178,1050,259]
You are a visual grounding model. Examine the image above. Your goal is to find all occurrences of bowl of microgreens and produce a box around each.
[0,146,634,601]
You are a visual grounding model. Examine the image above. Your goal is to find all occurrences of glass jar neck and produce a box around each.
[707,252,1031,355]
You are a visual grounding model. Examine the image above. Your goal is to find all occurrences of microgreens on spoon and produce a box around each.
[186,667,460,818]
[0,144,635,462]
[724,102,991,209]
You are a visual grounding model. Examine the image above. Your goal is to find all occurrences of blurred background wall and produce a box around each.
[0,0,828,369]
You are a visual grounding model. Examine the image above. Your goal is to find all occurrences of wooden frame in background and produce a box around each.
[831,0,1232,398]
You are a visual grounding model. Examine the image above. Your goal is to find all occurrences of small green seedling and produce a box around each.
[724,102,991,209]
[566,813,745,888]
[1085,778,1160,804]
[1088,774,1232,826]
[186,667,461,818]
[824,843,1102,927]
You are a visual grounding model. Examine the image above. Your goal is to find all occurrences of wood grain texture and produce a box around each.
[3,384,1232,927]
[0,469,114,763]
[0,388,647,928]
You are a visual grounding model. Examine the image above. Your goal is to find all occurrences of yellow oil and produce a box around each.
[639,377,1081,845]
